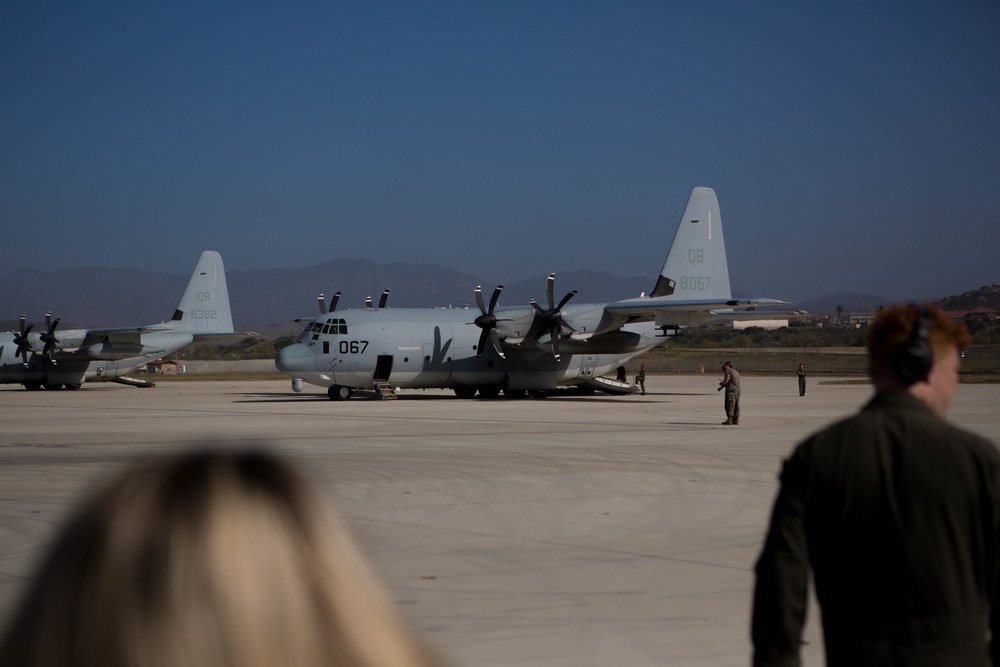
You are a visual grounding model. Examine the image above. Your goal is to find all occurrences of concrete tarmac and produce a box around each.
[2,375,999,666]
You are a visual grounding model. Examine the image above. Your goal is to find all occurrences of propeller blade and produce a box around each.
[317,293,327,314]
[546,273,556,309]
[365,296,373,309]
[475,286,486,315]
[488,284,503,313]
[329,291,341,312]
[476,328,490,358]
[554,314,577,334]
[550,327,562,360]
[556,290,578,311]
[489,329,505,359]
[379,289,390,309]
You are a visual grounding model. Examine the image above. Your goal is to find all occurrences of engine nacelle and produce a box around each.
[85,342,147,360]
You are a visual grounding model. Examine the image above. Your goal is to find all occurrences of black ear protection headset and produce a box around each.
[891,305,933,385]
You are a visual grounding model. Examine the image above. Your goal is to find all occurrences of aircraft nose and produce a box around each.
[275,343,316,373]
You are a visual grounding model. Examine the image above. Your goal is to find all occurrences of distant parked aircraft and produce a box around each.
[1,251,238,390]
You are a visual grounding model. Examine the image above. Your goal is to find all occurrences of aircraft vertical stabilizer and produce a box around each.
[170,250,235,333]
[650,187,731,300]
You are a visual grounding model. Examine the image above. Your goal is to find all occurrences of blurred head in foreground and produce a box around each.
[867,303,971,416]
[0,449,437,667]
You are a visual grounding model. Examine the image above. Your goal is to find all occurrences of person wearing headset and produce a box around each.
[751,304,1000,667]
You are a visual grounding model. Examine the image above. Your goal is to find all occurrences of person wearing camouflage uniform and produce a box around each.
[718,361,741,425]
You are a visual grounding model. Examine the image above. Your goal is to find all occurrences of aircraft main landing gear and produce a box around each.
[328,385,352,401]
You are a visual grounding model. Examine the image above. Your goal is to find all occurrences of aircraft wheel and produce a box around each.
[503,388,527,399]
[43,383,64,391]
[476,385,502,399]
[453,386,476,399]
[65,384,82,390]
[328,385,352,401]
[528,389,550,399]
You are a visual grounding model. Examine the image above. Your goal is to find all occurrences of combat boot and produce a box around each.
[721,418,733,425]
[732,418,739,425]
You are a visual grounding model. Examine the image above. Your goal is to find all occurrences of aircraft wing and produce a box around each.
[605,297,807,328]
[77,325,255,349]
[78,326,159,348]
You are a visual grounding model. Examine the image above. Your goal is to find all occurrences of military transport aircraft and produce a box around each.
[1,251,238,390]
[276,187,803,400]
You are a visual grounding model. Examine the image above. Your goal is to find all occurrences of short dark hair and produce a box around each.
[868,304,971,380]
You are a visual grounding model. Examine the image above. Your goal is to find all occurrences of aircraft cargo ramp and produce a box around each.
[582,375,639,395]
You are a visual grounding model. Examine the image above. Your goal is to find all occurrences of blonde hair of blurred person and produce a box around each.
[0,449,438,667]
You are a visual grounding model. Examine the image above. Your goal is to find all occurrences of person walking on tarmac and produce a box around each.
[718,361,740,424]
[797,363,807,396]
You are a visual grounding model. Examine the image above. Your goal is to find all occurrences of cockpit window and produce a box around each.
[304,318,347,337]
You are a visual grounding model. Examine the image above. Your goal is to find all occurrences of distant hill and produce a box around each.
[1,259,993,331]
[797,285,1000,316]
[0,260,650,330]
[796,292,894,316]
[937,284,1000,311]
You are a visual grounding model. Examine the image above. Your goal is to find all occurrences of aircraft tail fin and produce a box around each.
[649,186,732,300]
[169,251,235,334]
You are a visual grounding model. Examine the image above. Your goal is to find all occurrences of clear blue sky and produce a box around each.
[3,1,998,303]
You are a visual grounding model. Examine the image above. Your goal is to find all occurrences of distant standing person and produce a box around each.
[635,364,646,395]
[797,363,807,396]
[717,361,740,424]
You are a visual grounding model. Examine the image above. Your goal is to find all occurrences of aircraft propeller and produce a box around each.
[12,315,34,365]
[529,273,577,360]
[472,284,506,358]
[317,291,342,314]
[379,289,390,309]
[39,312,61,360]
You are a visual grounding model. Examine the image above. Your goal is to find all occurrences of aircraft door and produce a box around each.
[374,355,393,381]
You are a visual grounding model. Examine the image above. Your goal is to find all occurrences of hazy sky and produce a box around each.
[3,2,998,304]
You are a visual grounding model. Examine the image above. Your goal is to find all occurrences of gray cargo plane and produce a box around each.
[1,251,237,390]
[276,187,802,400]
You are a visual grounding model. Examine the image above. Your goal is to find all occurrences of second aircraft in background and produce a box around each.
[1,251,239,390]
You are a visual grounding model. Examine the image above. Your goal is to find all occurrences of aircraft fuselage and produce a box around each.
[276,305,658,393]
[0,332,196,389]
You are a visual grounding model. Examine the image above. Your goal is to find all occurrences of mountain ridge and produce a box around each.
[1,260,993,330]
